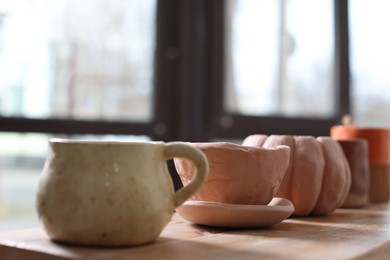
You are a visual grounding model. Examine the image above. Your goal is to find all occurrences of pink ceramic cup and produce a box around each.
[174,142,290,205]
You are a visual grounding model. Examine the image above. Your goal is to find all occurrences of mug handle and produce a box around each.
[164,142,209,207]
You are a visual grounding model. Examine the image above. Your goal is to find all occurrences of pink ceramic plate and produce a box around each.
[176,197,294,228]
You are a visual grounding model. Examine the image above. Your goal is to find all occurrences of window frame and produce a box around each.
[0,0,177,141]
[197,0,351,141]
[0,0,351,142]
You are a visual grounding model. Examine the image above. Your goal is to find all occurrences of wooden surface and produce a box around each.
[1,203,390,259]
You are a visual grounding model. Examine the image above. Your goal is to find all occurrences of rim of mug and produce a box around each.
[49,138,165,145]
[184,141,290,152]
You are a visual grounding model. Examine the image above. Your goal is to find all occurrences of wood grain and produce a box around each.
[369,165,390,203]
[1,205,390,259]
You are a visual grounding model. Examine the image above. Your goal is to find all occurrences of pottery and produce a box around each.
[174,142,290,206]
[330,126,390,167]
[176,197,294,228]
[336,139,369,208]
[36,139,209,247]
[331,126,390,202]
[243,135,351,216]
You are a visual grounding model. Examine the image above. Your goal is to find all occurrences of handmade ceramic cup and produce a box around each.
[36,139,209,247]
[331,126,390,203]
[174,142,290,205]
[336,139,370,208]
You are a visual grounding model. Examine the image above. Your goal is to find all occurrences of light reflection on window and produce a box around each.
[350,0,390,127]
[225,0,335,118]
[0,0,156,122]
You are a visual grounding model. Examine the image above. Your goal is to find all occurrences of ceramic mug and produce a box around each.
[36,139,209,247]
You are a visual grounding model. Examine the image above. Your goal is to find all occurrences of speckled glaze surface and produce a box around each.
[36,139,209,247]
[174,142,290,206]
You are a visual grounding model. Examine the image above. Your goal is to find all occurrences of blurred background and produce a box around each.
[0,0,389,230]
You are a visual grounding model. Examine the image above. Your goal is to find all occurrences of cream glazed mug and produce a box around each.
[36,139,209,247]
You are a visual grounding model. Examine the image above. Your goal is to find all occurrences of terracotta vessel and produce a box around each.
[331,126,390,203]
[336,139,370,208]
[331,126,390,166]
[243,135,351,216]
[174,142,290,205]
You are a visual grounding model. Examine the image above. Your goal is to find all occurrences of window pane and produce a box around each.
[0,133,46,231]
[350,0,390,127]
[0,0,156,122]
[225,0,335,118]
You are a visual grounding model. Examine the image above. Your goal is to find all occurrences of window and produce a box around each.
[349,0,390,127]
[0,0,156,121]
[202,0,348,140]
[225,0,335,118]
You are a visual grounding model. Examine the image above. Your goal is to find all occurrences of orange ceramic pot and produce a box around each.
[330,126,390,167]
[331,126,390,203]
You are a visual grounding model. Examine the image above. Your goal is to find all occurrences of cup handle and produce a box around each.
[164,142,209,207]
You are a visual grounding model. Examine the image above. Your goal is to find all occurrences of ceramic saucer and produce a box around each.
[176,197,294,228]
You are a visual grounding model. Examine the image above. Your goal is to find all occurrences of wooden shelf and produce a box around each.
[1,203,390,259]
